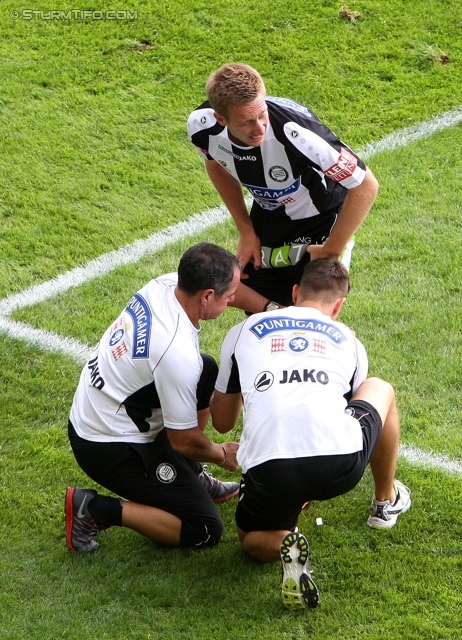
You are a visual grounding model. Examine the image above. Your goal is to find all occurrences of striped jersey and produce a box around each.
[188,97,367,221]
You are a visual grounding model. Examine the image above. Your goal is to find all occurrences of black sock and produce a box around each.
[88,494,123,527]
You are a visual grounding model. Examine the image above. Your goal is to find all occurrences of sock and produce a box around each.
[88,494,123,527]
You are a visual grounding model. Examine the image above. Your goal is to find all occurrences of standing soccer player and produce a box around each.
[188,63,378,314]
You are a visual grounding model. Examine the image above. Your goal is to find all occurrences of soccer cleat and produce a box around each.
[65,487,104,553]
[196,466,239,503]
[367,480,412,530]
[280,531,320,610]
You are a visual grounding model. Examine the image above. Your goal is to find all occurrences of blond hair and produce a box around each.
[206,63,266,117]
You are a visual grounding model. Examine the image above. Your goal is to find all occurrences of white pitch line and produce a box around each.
[2,317,92,364]
[360,105,462,160]
[399,444,462,476]
[1,106,462,317]
[2,106,462,317]
[0,205,230,316]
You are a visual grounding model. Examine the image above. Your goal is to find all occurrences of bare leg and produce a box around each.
[351,377,399,503]
[122,502,182,546]
[237,526,290,563]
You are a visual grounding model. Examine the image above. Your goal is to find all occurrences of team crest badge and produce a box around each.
[269,165,289,182]
[289,336,309,352]
[156,463,177,483]
[109,328,124,347]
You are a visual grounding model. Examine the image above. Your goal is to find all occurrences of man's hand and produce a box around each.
[204,160,261,270]
[314,166,378,258]
[306,243,338,262]
[237,229,262,272]
[218,441,239,472]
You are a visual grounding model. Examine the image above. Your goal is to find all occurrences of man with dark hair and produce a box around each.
[210,257,411,609]
[177,242,241,299]
[188,63,379,313]
[66,243,241,554]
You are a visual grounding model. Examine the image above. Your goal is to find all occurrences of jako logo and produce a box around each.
[254,371,274,392]
[279,369,329,384]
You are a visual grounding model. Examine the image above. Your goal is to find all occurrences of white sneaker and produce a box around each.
[367,480,411,530]
[280,531,320,610]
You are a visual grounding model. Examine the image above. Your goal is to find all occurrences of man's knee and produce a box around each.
[353,377,395,422]
[179,516,224,549]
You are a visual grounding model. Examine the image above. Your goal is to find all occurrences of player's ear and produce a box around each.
[201,288,215,305]
[214,111,227,126]
[331,297,346,320]
[292,284,300,304]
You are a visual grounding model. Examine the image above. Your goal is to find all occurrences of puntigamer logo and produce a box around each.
[249,317,347,344]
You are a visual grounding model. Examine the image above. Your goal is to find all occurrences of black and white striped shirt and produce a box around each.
[188,97,367,221]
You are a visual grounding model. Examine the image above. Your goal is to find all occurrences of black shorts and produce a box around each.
[69,423,224,545]
[68,353,223,546]
[235,399,382,532]
[243,205,339,307]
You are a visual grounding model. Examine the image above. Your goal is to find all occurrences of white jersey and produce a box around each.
[215,306,368,473]
[70,274,203,443]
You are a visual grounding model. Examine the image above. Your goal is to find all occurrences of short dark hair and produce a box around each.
[298,257,351,303]
[177,243,241,298]
[206,63,266,117]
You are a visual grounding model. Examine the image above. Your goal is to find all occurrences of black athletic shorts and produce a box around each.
[69,424,224,546]
[243,205,339,307]
[235,399,383,532]
[68,353,223,546]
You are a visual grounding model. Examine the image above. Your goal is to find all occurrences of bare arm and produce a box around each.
[210,390,242,434]
[203,163,283,312]
[205,159,262,269]
[308,166,379,260]
[230,281,278,314]
[166,426,238,472]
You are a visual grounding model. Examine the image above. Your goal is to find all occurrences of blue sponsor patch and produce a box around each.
[243,178,300,201]
[125,293,152,358]
[249,316,347,344]
[267,96,312,117]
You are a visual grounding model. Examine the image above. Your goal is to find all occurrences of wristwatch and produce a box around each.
[263,300,281,312]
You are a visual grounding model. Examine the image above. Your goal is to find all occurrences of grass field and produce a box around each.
[1,1,462,638]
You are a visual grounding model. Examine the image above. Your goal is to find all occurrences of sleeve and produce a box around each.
[153,342,202,430]
[285,120,367,189]
[215,323,245,394]
[187,103,219,161]
[351,337,369,394]
[268,99,367,189]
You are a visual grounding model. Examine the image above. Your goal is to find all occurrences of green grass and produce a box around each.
[1,0,462,638]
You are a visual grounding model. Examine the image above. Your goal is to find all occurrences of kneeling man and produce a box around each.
[210,257,411,610]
